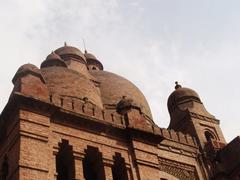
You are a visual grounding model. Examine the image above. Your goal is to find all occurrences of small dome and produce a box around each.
[84,50,103,70]
[12,64,42,84]
[17,63,40,74]
[167,83,201,113]
[41,52,67,68]
[167,82,215,130]
[84,51,97,60]
[46,51,62,60]
[55,45,86,63]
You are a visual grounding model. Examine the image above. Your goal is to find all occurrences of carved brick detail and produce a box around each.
[158,157,198,180]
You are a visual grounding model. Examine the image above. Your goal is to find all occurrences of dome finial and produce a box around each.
[64,42,67,46]
[175,81,182,89]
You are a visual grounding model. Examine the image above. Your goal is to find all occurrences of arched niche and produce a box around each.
[204,130,217,142]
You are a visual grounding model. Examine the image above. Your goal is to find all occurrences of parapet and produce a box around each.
[155,127,197,147]
[47,94,198,147]
[49,94,125,127]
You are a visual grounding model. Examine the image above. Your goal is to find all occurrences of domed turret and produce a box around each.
[16,63,40,74]
[12,63,42,84]
[11,63,49,100]
[54,43,93,79]
[84,51,97,60]
[84,50,103,70]
[167,82,201,113]
[167,82,215,130]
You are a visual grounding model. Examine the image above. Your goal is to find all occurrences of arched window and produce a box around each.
[204,131,215,142]
[83,146,105,180]
[1,156,9,180]
[112,153,128,180]
[56,140,75,180]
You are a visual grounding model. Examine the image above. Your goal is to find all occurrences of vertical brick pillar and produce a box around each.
[18,110,50,180]
[73,152,85,180]
[103,159,113,180]
[53,146,59,180]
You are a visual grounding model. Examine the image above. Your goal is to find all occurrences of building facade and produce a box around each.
[0,45,239,180]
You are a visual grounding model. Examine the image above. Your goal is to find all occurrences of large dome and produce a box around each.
[14,45,154,125]
[90,70,153,120]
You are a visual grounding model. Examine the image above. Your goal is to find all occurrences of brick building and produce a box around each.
[0,44,239,180]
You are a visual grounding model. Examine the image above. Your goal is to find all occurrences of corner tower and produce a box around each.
[167,82,226,149]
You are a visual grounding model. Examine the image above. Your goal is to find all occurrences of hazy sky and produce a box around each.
[0,0,239,142]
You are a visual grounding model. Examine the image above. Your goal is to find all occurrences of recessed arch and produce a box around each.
[56,140,75,180]
[204,130,216,142]
[83,146,105,180]
[112,153,128,180]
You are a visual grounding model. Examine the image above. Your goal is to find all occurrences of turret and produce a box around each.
[167,82,226,149]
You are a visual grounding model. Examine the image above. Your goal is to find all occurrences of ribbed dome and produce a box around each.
[167,86,201,113]
[90,70,153,120]
[41,66,103,108]
[55,45,86,63]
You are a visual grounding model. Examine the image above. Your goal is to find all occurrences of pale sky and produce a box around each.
[0,0,239,142]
